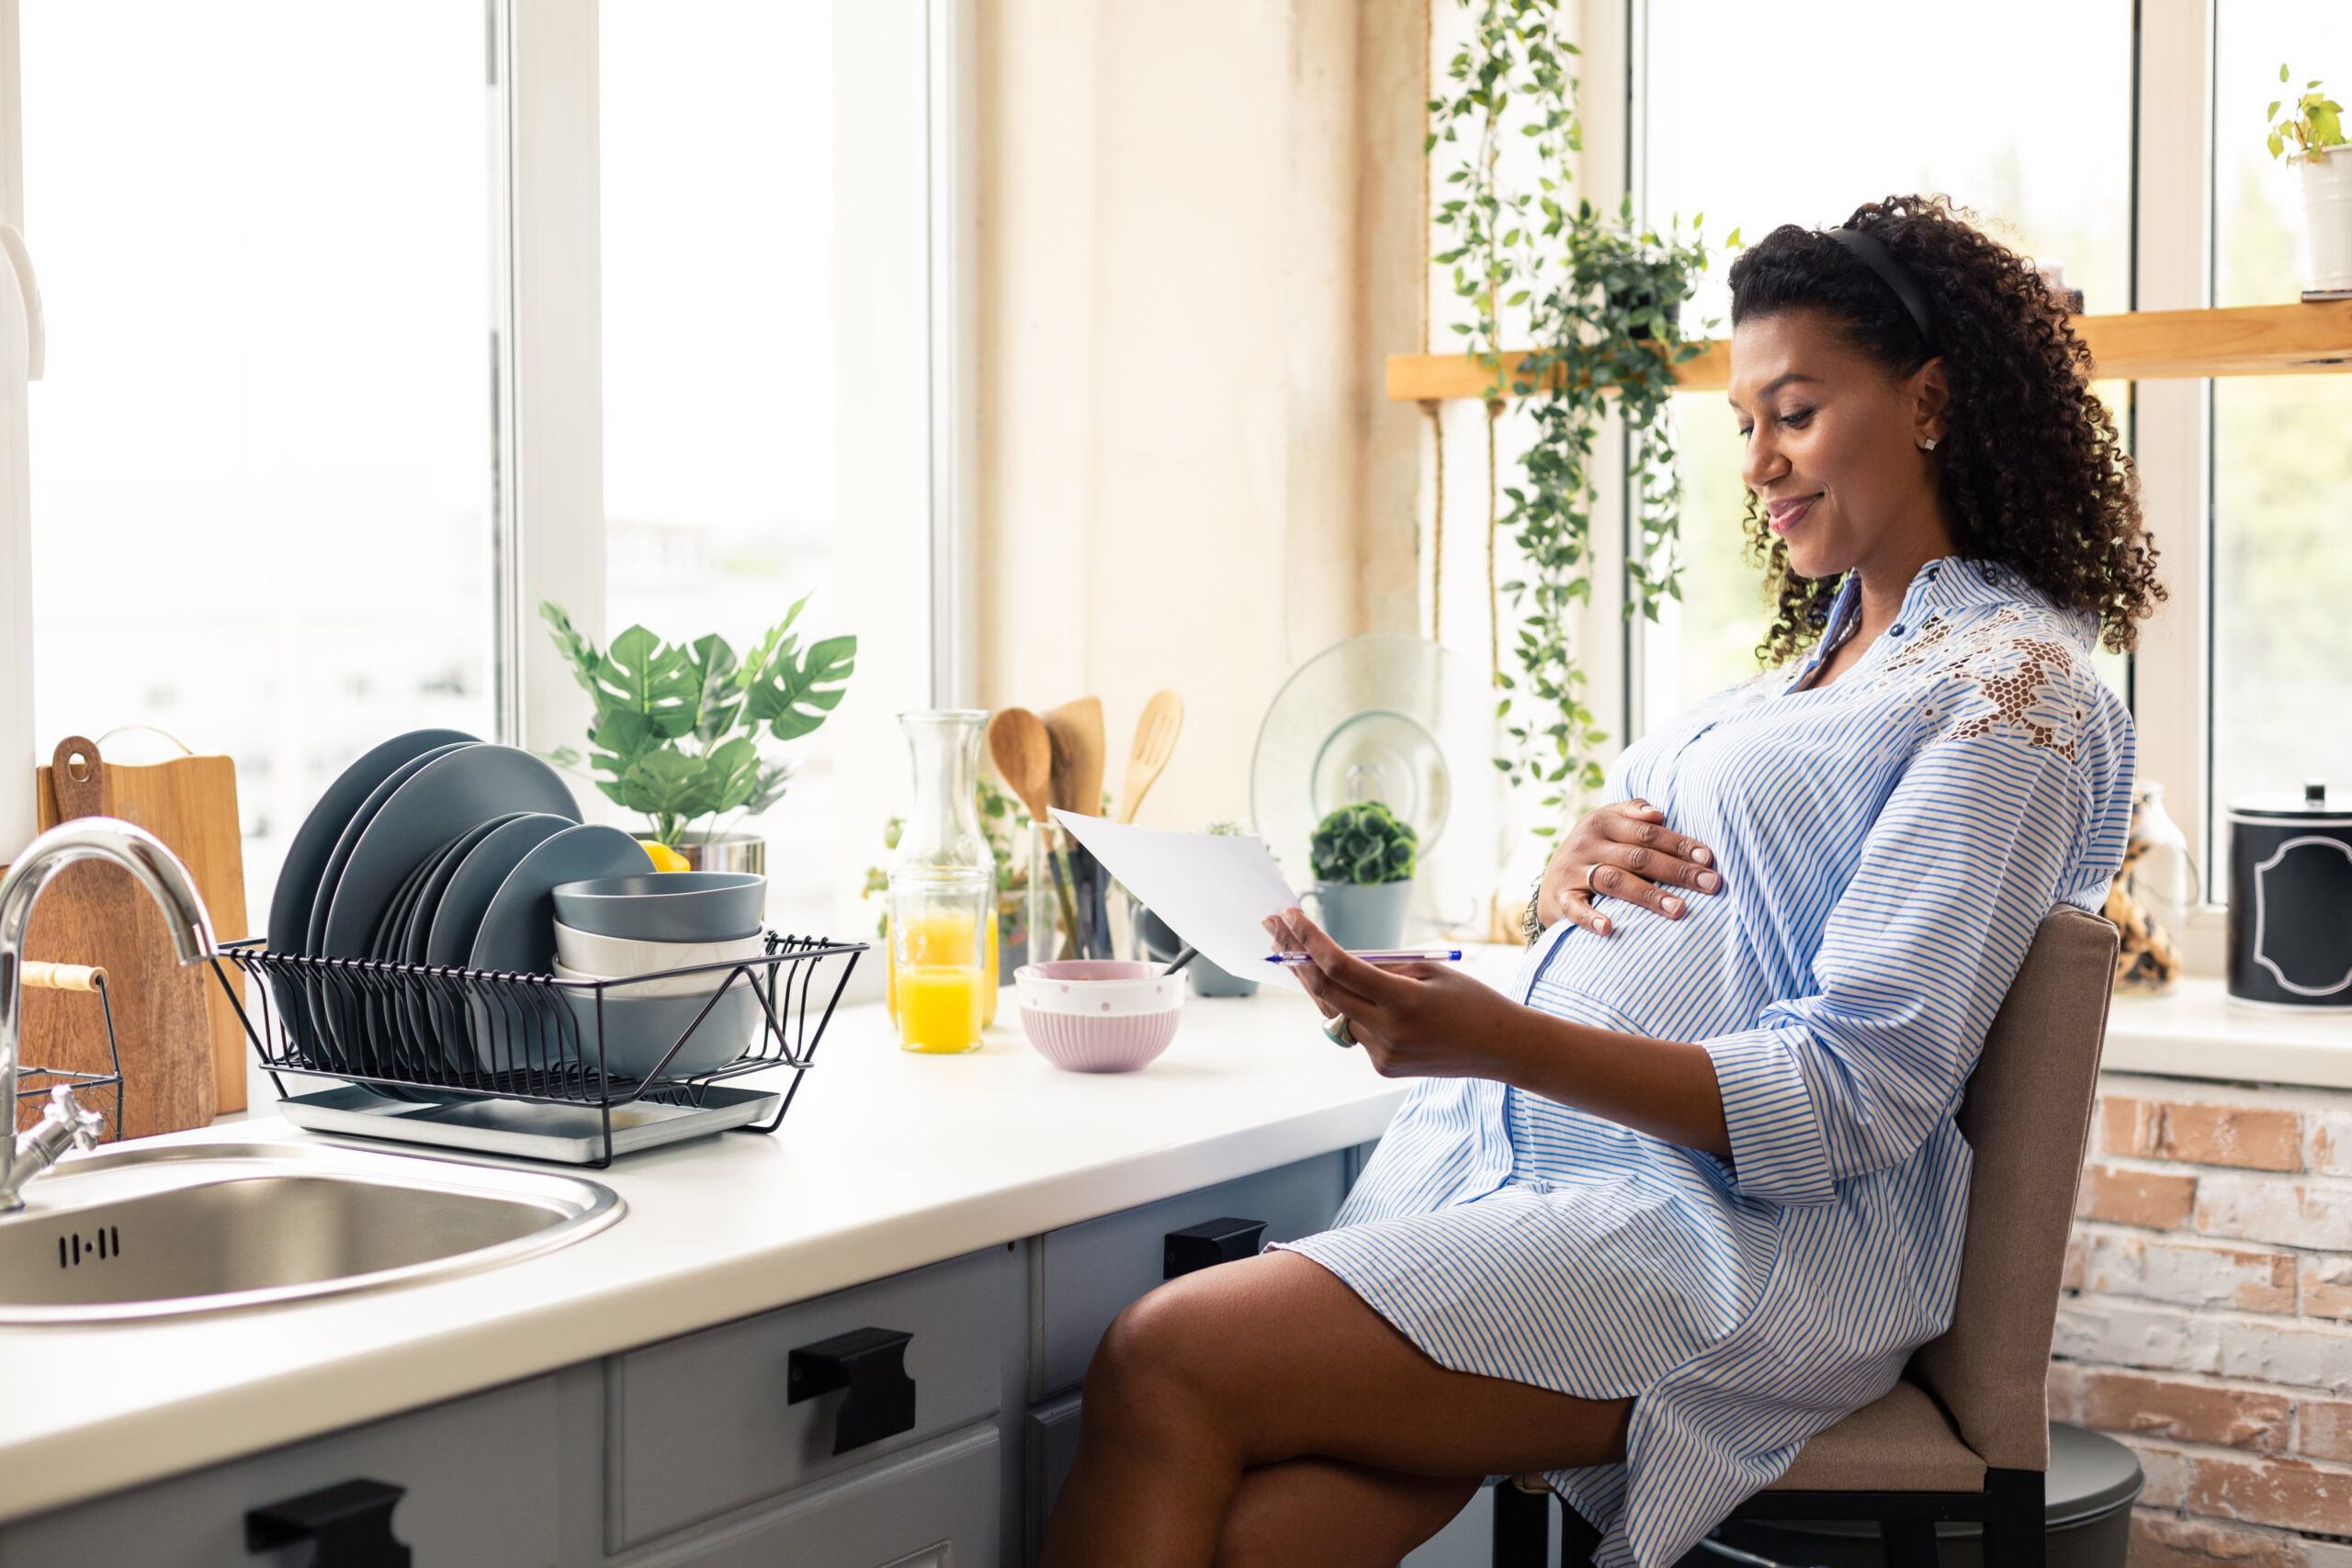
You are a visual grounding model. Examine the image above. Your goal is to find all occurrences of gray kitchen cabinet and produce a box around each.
[629,1426,999,1568]
[0,1137,1385,1567]
[608,1245,1019,1551]
[0,1373,568,1568]
[1032,1151,1349,1400]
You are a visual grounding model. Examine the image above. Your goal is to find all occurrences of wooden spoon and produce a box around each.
[1115,690,1184,824]
[1046,697,1106,818]
[987,707,1056,828]
[989,706,1085,959]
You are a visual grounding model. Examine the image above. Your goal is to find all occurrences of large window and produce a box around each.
[1636,0,2135,729]
[20,1,493,919]
[0,2,937,953]
[599,0,840,938]
[2208,5,2352,865]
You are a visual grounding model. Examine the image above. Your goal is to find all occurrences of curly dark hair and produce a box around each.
[1726,195,2163,664]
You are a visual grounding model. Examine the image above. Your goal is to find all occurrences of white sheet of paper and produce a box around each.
[1050,811,1302,993]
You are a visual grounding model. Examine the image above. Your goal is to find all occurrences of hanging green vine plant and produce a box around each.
[1428,0,1723,835]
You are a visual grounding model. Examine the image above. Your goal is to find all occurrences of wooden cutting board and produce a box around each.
[37,733,248,1112]
[17,736,220,1137]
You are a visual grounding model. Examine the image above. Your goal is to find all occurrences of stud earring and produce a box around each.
[1920,436,1939,451]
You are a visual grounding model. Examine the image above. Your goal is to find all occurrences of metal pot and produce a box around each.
[672,833,765,876]
[2227,781,2352,1009]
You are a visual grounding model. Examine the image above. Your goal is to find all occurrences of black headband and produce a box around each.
[1826,227,1940,357]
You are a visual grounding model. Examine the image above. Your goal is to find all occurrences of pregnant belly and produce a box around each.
[1526,890,1767,1043]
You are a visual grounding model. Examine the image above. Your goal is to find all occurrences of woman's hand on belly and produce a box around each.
[1540,800,1722,937]
[1268,908,1734,1157]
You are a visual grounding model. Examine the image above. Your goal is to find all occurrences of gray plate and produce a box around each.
[265,728,478,956]
[402,813,526,967]
[471,826,656,976]
[304,742,475,959]
[424,814,576,969]
[467,826,654,1076]
[321,745,579,962]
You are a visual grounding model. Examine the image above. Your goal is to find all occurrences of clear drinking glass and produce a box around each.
[888,711,996,1052]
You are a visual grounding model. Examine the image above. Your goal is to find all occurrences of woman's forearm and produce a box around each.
[1489,1007,1733,1158]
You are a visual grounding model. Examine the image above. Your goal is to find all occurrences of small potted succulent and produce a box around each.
[2267,64,2351,294]
[1306,801,1419,951]
[539,597,854,870]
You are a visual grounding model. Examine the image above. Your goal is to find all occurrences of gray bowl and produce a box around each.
[556,976,763,1082]
[550,872,766,942]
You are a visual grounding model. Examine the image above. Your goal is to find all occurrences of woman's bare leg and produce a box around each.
[1213,1460,1480,1568]
[1039,1249,1630,1568]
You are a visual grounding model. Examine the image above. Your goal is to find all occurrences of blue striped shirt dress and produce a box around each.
[1279,558,2134,1567]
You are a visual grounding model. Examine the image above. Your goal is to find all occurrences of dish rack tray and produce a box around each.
[210,934,865,1167]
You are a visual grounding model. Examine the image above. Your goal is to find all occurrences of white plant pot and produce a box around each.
[2302,144,2352,294]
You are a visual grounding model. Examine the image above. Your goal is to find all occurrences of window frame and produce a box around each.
[1615,0,2231,975]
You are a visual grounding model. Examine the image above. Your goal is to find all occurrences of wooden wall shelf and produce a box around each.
[1384,300,2352,400]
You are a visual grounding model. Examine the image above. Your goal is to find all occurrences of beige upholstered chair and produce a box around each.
[1499,905,2120,1568]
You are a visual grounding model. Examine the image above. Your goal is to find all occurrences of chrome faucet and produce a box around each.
[0,818,216,1210]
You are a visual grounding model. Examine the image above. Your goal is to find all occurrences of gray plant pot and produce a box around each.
[672,833,765,875]
[1306,879,1412,951]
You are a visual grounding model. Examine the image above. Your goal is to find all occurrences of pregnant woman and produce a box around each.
[1039,196,2163,1568]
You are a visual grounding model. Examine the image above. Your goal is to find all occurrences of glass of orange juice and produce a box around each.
[888,874,991,1053]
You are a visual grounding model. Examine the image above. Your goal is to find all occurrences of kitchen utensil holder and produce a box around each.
[209,933,865,1167]
[13,969,125,1144]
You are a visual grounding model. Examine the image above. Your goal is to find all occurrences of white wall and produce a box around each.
[972,0,1422,834]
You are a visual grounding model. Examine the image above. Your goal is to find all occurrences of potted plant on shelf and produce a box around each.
[2267,64,2351,296]
[1306,801,1419,951]
[538,598,855,871]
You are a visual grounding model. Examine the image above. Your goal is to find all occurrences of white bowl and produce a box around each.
[1013,960,1184,1072]
[552,922,764,982]
[553,956,763,1000]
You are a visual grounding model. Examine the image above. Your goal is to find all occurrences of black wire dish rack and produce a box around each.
[209,933,865,1167]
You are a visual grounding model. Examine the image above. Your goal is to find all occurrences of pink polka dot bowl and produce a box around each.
[1013,960,1186,1073]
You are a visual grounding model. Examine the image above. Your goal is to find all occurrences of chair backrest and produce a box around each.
[1908,905,2119,1473]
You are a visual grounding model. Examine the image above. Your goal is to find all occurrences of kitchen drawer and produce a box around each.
[1023,1390,1085,1562]
[609,1243,1018,1550]
[652,1424,999,1568]
[1034,1151,1347,1398]
[0,1374,560,1568]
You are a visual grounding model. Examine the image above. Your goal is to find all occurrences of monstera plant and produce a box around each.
[539,598,856,848]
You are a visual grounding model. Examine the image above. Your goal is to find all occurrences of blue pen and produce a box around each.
[1267,948,1464,966]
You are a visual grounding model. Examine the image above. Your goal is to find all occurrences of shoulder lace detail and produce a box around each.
[1874,604,2092,762]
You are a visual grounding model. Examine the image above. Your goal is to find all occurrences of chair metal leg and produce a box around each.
[1880,1517,1937,1568]
[1491,1480,1548,1568]
[1556,1501,1602,1566]
[1983,1468,2045,1568]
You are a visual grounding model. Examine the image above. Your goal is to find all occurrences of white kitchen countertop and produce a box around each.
[0,981,1423,1524]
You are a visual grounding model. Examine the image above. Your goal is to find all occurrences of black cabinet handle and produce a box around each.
[788,1325,917,1455]
[1164,1216,1267,1279]
[246,1478,411,1565]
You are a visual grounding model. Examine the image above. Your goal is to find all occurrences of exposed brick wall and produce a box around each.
[2054,1074,2352,1567]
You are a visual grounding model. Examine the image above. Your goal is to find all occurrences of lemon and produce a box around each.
[640,840,693,874]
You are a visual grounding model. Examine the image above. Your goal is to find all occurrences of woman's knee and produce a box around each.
[1085,1277,1219,1414]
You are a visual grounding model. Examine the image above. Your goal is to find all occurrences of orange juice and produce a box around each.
[885,916,999,1029]
[897,964,986,1051]
[888,906,995,1050]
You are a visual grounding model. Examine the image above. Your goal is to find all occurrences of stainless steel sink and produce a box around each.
[0,1140,622,1323]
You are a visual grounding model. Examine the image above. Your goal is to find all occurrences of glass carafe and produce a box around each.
[888,711,996,1051]
[2115,781,2195,996]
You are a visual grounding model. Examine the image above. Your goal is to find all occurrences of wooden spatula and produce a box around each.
[1046,698,1106,818]
[1116,690,1184,824]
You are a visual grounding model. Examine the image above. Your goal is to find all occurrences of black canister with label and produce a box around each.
[2228,780,2352,1009]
